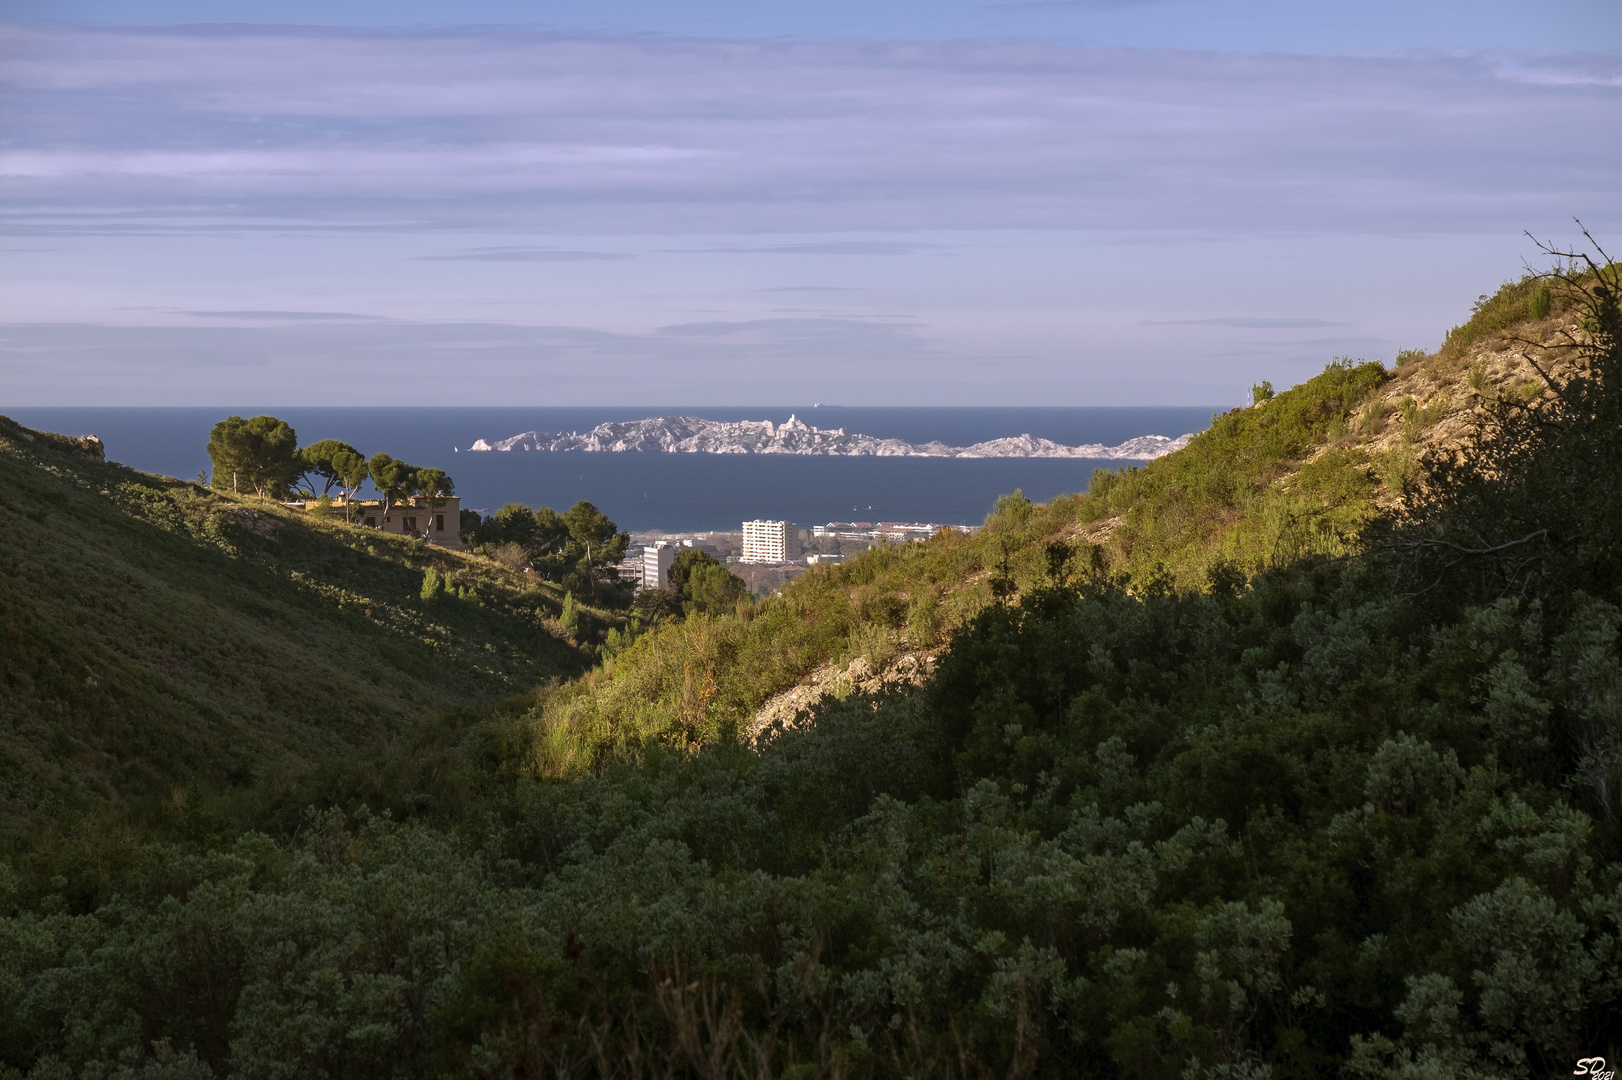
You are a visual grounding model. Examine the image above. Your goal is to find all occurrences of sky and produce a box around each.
[1,1,1618,407]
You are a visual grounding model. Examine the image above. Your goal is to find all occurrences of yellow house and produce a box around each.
[301,494,465,549]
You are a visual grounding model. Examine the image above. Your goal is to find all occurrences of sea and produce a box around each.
[6,406,1219,533]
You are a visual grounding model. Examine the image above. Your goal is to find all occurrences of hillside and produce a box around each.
[2,251,1618,1079]
[512,262,1611,774]
[0,416,586,840]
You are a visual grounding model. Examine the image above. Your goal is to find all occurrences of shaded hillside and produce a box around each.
[0,416,583,839]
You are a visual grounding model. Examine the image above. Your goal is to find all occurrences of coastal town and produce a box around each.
[618,518,975,593]
[276,481,973,597]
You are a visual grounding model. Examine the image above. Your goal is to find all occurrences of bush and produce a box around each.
[1528,282,1552,320]
[491,543,527,571]
[907,592,939,648]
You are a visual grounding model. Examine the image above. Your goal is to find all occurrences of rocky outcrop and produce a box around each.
[470,414,1193,460]
[746,651,936,742]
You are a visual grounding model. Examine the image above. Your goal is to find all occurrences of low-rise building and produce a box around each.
[297,494,465,549]
[813,520,976,544]
[616,550,644,585]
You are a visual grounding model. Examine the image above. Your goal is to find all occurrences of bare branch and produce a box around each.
[1393,528,1549,557]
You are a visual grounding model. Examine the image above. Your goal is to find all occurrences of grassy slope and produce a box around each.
[1082,360,1387,586]
[0,416,584,839]
[521,268,1600,773]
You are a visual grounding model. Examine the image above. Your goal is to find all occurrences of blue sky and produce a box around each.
[1,1,1618,406]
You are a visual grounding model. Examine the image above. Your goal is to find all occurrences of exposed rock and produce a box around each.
[746,650,936,743]
[471,415,1192,460]
[221,507,282,535]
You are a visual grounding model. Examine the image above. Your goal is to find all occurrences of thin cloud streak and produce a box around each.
[0,315,945,398]
[415,247,633,261]
[1141,317,1349,328]
[664,242,937,255]
[178,309,391,320]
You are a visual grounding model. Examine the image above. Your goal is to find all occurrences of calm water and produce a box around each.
[7,406,1217,532]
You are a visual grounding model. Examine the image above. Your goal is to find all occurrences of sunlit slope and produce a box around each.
[0,416,580,837]
[523,364,1404,770]
[526,270,1598,770]
[1083,269,1606,589]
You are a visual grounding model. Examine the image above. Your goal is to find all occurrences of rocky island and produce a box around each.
[469,414,1194,459]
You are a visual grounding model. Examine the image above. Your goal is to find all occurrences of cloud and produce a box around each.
[1141,317,1348,328]
[757,286,869,292]
[666,242,935,255]
[0,315,942,404]
[990,0,1174,9]
[1,26,1615,237]
[415,246,633,261]
[1491,53,1622,87]
[178,309,389,320]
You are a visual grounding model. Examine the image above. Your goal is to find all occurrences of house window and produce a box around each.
[364,516,376,527]
[435,514,445,532]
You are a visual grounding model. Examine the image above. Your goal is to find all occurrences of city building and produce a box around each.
[740,519,801,564]
[683,537,721,560]
[642,541,679,591]
[813,520,976,544]
[637,538,722,590]
[805,553,844,565]
[616,550,644,585]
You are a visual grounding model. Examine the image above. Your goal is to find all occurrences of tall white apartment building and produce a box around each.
[740,520,801,564]
[640,539,721,590]
[642,542,680,590]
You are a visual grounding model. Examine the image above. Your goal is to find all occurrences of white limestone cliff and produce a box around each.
[469,416,1193,460]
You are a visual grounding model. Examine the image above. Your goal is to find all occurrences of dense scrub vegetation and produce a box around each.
[2,248,1619,1077]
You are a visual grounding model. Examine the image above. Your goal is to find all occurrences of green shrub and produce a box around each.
[1528,282,1552,320]
[560,591,578,637]
[907,593,939,649]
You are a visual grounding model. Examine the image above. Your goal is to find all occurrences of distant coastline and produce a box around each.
[472,414,1193,460]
